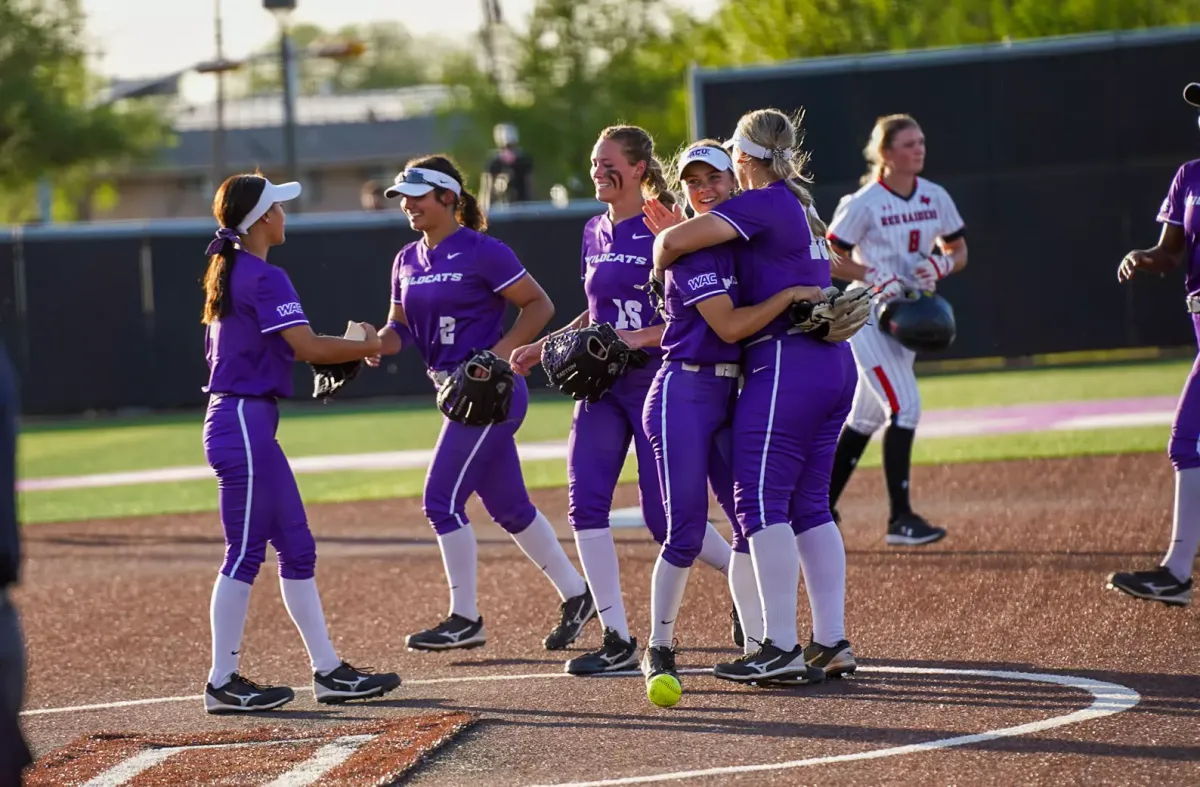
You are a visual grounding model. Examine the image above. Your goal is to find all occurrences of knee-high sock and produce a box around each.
[697,522,732,575]
[882,424,916,520]
[280,577,341,675]
[797,522,847,647]
[728,550,763,654]
[649,555,690,648]
[208,573,252,687]
[437,524,479,621]
[510,510,587,600]
[749,523,800,651]
[1163,467,1200,582]
[574,528,629,640]
[829,426,872,508]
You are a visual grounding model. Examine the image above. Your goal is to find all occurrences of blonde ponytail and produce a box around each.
[733,108,826,238]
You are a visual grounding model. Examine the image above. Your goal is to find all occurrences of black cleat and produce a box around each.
[566,627,638,675]
[313,661,402,704]
[803,639,857,679]
[713,639,824,685]
[641,644,682,706]
[1107,567,1193,607]
[204,673,294,714]
[406,613,487,651]
[886,512,946,546]
[544,586,597,650]
[730,607,744,649]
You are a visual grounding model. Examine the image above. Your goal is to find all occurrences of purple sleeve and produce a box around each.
[673,250,730,307]
[390,252,404,304]
[256,268,308,334]
[479,238,528,293]
[709,188,775,241]
[1158,165,1187,226]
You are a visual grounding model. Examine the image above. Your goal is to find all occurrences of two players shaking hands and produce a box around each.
[308,272,872,427]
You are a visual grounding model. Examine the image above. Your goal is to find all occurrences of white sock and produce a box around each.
[208,574,252,687]
[437,524,480,621]
[574,528,629,640]
[649,556,690,648]
[510,510,587,601]
[1163,467,1200,582]
[728,551,763,655]
[797,523,847,647]
[279,577,341,675]
[749,523,800,651]
[697,522,732,576]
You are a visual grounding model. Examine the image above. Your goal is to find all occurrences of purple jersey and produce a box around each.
[1157,159,1200,296]
[203,250,308,399]
[661,244,741,365]
[393,227,527,372]
[710,180,832,343]
[581,213,665,356]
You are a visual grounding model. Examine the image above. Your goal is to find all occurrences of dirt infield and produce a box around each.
[12,453,1200,785]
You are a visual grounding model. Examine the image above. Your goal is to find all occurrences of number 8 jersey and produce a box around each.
[393,227,528,373]
[826,177,965,285]
[581,213,665,358]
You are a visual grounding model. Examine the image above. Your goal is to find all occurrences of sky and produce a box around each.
[81,0,721,102]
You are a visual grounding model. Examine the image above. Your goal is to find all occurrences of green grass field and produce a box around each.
[16,358,1191,524]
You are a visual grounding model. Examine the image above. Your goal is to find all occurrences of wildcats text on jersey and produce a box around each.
[586,252,649,266]
[405,272,464,285]
[881,209,938,227]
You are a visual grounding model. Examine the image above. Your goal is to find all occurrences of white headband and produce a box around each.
[678,145,733,179]
[384,167,463,199]
[724,130,794,162]
[237,179,302,234]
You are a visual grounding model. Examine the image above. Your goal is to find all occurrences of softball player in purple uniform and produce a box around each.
[652,110,857,684]
[368,156,592,652]
[1107,82,1200,607]
[638,141,825,701]
[511,127,735,675]
[201,174,400,714]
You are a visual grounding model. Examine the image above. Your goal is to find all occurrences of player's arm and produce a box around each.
[1119,223,1185,281]
[695,287,824,345]
[934,231,968,274]
[618,323,665,350]
[510,308,588,376]
[280,324,381,364]
[827,237,870,283]
[653,214,740,270]
[376,303,409,357]
[493,274,555,361]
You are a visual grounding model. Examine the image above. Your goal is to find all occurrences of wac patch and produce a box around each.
[24,711,474,787]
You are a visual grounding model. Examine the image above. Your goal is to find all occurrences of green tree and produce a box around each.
[0,0,169,222]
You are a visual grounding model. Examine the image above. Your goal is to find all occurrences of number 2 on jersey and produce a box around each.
[439,316,456,345]
[611,299,643,330]
[908,229,921,253]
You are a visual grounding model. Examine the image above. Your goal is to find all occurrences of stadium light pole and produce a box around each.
[264,0,299,195]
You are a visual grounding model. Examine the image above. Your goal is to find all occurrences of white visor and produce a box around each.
[723,131,793,162]
[384,167,463,199]
[678,145,733,179]
[237,179,302,234]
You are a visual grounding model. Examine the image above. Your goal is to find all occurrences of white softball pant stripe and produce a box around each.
[846,311,921,432]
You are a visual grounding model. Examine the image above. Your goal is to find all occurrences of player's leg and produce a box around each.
[829,316,893,520]
[1108,350,1200,606]
[562,394,638,673]
[789,354,858,678]
[710,395,757,652]
[202,397,294,714]
[714,339,824,685]
[625,373,732,576]
[473,378,592,651]
[264,434,401,704]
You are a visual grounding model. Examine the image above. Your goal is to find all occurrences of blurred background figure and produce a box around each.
[361,179,386,211]
[0,342,31,785]
[481,122,533,211]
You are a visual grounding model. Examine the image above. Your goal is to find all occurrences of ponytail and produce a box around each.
[455,189,487,232]
[642,156,677,210]
[599,125,678,210]
[201,238,239,324]
[734,108,827,239]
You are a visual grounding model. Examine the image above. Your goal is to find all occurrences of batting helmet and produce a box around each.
[877,291,957,352]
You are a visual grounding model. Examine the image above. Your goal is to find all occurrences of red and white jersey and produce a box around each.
[826,178,965,283]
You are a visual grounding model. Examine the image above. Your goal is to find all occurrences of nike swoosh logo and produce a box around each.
[632,233,652,239]
[752,366,769,374]
[659,619,674,625]
[231,650,239,656]
[598,606,613,615]
[448,252,462,259]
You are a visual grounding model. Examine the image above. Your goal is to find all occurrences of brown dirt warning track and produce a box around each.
[11,453,1200,786]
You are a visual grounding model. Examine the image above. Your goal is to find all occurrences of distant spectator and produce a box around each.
[361,180,386,211]
[481,123,534,211]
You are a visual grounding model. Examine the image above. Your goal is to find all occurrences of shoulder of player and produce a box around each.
[1177,158,1200,180]
[916,178,953,199]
